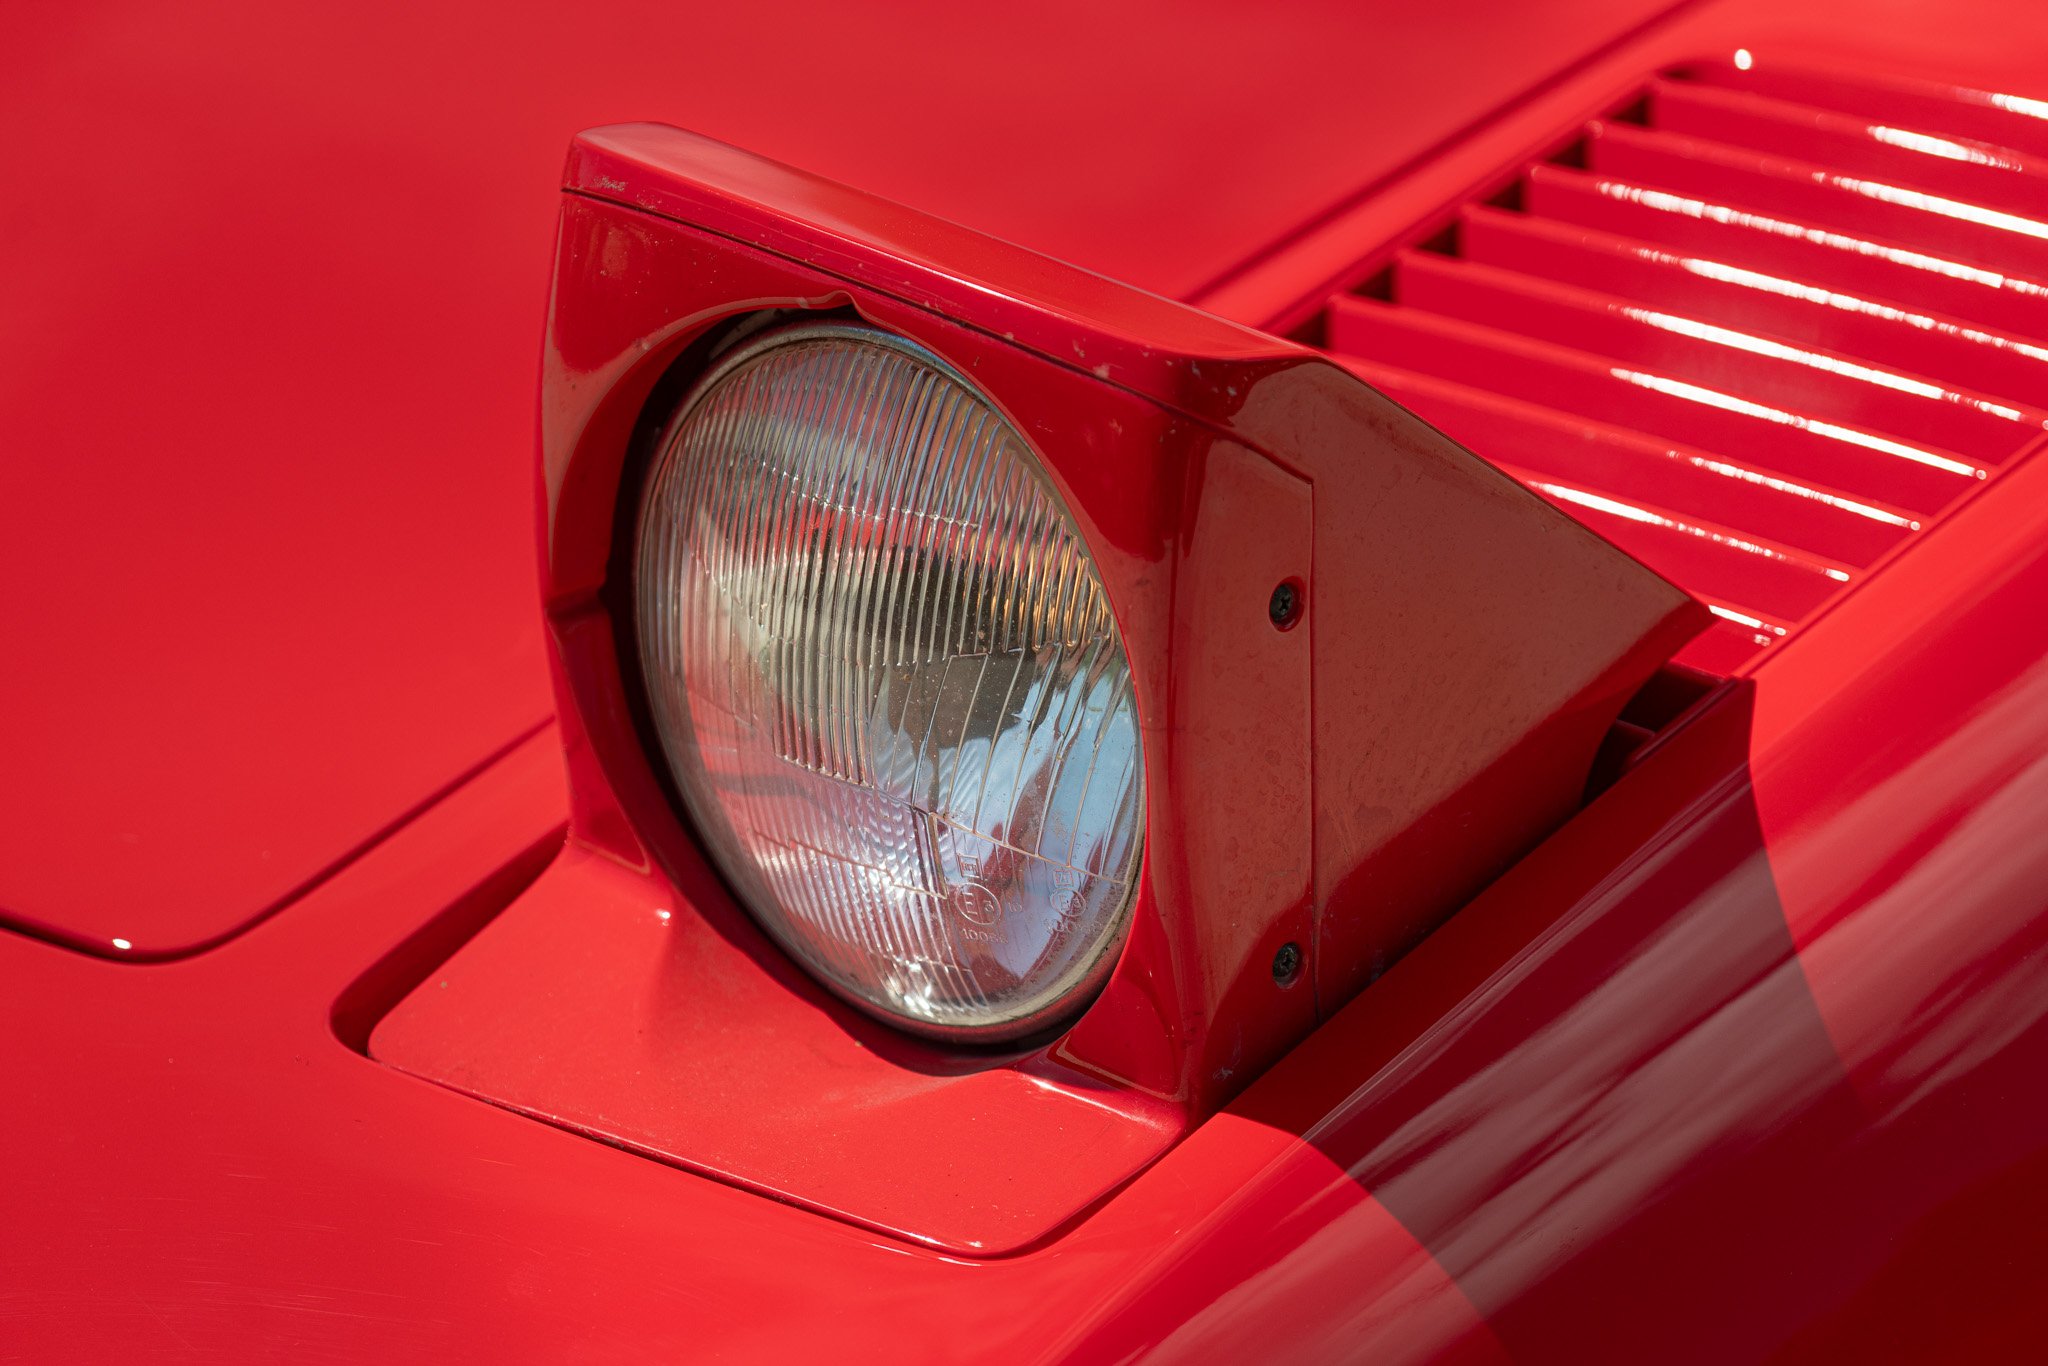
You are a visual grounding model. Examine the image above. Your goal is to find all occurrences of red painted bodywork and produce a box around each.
[6,0,2048,1361]
[366,125,1696,1253]
[1302,57,2048,676]
[0,0,1690,959]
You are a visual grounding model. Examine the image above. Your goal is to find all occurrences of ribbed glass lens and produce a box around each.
[635,324,1144,1040]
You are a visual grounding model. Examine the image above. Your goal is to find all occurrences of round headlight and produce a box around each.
[634,323,1144,1041]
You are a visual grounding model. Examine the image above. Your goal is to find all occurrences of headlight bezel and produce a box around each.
[553,259,1322,1112]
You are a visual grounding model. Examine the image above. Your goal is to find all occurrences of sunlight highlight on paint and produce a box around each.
[1833,174,2048,243]
[1608,368,1987,478]
[1592,181,2048,298]
[1989,92,2048,122]
[1706,602,1789,639]
[1533,481,1852,581]
[1621,307,2027,419]
[1869,126,2023,170]
[1687,456,1921,530]
[1659,252,2048,371]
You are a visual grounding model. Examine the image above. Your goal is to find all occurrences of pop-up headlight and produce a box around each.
[634,323,1144,1041]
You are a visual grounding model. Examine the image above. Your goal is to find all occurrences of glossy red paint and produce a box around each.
[6,411,2046,1362]
[9,0,2048,1360]
[0,0,1687,958]
[1066,424,2048,1365]
[1200,0,2048,326]
[368,126,1696,1251]
[1296,56,2048,676]
[0,0,1722,956]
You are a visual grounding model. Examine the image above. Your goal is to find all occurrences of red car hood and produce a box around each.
[11,2,2048,1362]
[0,0,1684,955]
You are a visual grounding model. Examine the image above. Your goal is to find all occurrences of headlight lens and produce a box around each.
[634,323,1144,1041]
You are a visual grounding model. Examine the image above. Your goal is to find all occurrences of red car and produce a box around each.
[7,2,2048,1360]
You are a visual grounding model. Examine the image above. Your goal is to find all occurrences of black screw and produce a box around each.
[1272,941,1303,987]
[1268,580,1302,629]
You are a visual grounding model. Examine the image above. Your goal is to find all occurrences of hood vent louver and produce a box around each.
[1302,59,2048,674]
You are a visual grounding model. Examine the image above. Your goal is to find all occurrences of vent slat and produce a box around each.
[1647,79,2048,219]
[1391,249,2042,461]
[1584,120,2048,280]
[1674,63,2048,160]
[1342,356,1915,566]
[1325,295,1980,512]
[1500,464,1847,623]
[1522,162,2048,343]
[1457,206,2048,408]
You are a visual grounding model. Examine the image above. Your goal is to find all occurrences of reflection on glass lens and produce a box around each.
[635,324,1144,1040]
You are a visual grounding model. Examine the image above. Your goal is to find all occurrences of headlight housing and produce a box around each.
[373,121,1704,1256]
[634,323,1145,1041]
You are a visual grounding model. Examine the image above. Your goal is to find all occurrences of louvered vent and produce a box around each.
[1303,59,2048,674]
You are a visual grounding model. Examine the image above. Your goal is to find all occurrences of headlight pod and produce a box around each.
[380,125,1704,1258]
[634,324,1144,1041]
